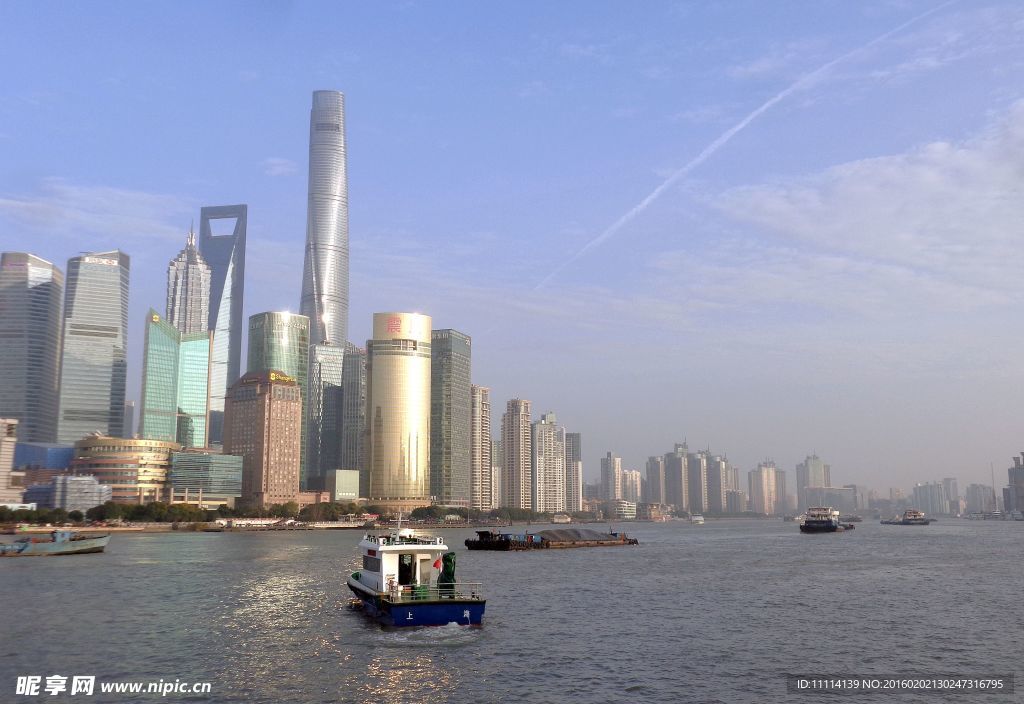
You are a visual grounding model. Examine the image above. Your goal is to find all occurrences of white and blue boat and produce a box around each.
[346,527,485,627]
[0,530,110,556]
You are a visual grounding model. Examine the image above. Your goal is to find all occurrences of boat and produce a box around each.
[465,528,639,550]
[799,507,855,533]
[551,513,572,524]
[880,509,933,525]
[346,527,485,627]
[0,530,110,556]
[689,514,705,525]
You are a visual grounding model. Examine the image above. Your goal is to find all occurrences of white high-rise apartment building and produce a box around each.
[748,462,779,515]
[600,451,622,501]
[501,399,531,510]
[622,469,642,503]
[470,385,492,511]
[531,412,565,513]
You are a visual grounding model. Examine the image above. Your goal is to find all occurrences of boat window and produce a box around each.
[362,555,381,572]
[398,554,415,586]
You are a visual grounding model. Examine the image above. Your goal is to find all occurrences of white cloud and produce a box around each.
[262,157,297,177]
[0,178,189,243]
[715,101,1024,311]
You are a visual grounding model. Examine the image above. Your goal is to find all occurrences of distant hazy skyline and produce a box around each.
[3,1,1024,490]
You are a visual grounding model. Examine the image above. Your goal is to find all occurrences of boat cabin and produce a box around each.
[356,528,449,593]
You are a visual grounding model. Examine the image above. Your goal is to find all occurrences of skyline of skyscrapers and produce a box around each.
[0,253,64,443]
[366,312,432,511]
[2,87,967,515]
[57,250,130,443]
[198,204,247,446]
[300,90,349,347]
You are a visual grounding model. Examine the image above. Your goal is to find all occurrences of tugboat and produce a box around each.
[799,507,855,533]
[0,530,110,556]
[346,527,485,627]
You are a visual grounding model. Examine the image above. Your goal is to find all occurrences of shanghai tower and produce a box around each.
[300,90,348,346]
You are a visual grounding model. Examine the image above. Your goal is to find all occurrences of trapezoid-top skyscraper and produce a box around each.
[300,90,349,347]
[198,204,247,446]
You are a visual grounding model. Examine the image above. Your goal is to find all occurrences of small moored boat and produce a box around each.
[0,530,110,556]
[347,527,485,627]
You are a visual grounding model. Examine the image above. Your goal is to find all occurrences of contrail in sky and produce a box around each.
[534,1,955,291]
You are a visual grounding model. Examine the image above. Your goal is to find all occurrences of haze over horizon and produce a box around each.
[3,1,1024,492]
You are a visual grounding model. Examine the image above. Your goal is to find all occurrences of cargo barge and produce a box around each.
[465,528,638,550]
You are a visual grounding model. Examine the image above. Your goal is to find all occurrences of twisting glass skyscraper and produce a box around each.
[166,228,211,335]
[0,253,64,443]
[198,204,247,445]
[57,250,130,443]
[300,90,348,347]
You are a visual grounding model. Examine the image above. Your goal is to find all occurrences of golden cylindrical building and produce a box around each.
[366,312,432,512]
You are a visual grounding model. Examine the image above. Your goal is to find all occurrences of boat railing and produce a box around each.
[386,582,484,603]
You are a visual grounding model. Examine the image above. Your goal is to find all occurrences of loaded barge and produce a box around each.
[465,527,639,550]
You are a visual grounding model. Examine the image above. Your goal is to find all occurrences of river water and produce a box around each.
[1,519,1021,703]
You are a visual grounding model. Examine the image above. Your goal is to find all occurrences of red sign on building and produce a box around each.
[387,316,402,334]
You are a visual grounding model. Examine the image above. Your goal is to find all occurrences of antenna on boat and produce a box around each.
[396,511,403,532]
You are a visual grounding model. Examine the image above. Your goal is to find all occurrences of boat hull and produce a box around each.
[0,534,110,556]
[347,578,485,627]
[799,522,839,533]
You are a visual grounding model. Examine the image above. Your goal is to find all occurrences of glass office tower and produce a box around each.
[247,312,310,486]
[198,204,247,445]
[430,329,471,507]
[57,250,130,443]
[307,342,345,485]
[0,253,64,442]
[139,310,212,448]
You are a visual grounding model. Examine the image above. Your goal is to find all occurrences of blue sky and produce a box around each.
[3,1,1024,491]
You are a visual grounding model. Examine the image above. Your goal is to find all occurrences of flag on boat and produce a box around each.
[433,558,442,569]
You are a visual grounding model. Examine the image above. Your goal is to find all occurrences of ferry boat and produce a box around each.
[799,507,854,533]
[880,509,933,525]
[689,514,705,525]
[346,527,485,627]
[0,530,110,556]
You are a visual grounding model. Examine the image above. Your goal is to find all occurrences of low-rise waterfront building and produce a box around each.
[53,475,111,512]
[167,449,243,509]
[610,499,636,520]
[0,418,25,503]
[70,435,179,504]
